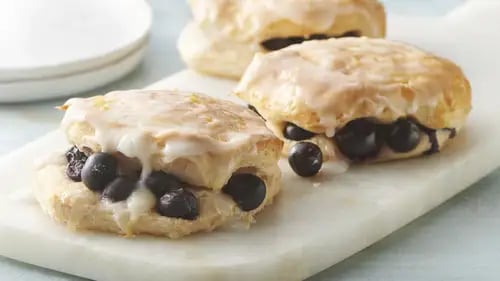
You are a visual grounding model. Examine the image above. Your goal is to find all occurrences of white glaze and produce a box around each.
[236,38,446,131]
[126,185,155,222]
[100,186,156,233]
[60,90,279,228]
[61,90,272,177]
[188,0,383,39]
[179,0,384,78]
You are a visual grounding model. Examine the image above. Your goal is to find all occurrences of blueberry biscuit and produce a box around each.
[235,38,472,177]
[178,0,386,79]
[34,90,283,238]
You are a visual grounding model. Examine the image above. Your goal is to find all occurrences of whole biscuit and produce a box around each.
[178,0,386,78]
[235,37,471,162]
[35,90,283,238]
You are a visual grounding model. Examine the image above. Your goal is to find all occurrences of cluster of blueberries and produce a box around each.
[260,31,361,51]
[285,117,455,177]
[65,147,267,220]
[250,103,456,178]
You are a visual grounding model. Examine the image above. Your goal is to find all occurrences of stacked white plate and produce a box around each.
[0,0,152,102]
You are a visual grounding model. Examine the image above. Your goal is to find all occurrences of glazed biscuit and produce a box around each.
[34,90,283,238]
[235,37,471,176]
[178,0,386,79]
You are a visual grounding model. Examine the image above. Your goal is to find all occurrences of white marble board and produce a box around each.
[0,1,499,280]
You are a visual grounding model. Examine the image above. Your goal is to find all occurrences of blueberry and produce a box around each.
[66,160,85,182]
[120,168,142,181]
[386,119,421,153]
[114,154,142,181]
[261,36,305,51]
[423,129,440,155]
[157,189,199,220]
[222,174,267,211]
[283,122,316,141]
[81,153,118,191]
[339,30,361,38]
[334,118,384,161]
[145,171,182,198]
[288,142,323,177]
[102,177,137,203]
[65,146,87,162]
[448,128,457,139]
[309,34,329,40]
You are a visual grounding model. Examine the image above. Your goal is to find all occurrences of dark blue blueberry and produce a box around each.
[339,30,361,37]
[309,34,329,40]
[81,153,118,191]
[66,160,85,182]
[157,189,199,220]
[334,118,384,161]
[145,171,182,198]
[261,36,305,51]
[387,118,421,153]
[65,146,87,162]
[102,177,137,203]
[283,122,316,141]
[222,174,266,211]
[288,142,323,177]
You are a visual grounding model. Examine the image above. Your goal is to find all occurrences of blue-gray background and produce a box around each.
[4,1,500,281]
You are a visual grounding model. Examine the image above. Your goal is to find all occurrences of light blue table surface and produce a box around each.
[3,1,500,280]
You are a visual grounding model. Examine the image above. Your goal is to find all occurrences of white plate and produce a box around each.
[0,0,152,102]
[0,41,147,103]
[0,1,499,280]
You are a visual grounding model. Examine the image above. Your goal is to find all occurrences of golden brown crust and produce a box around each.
[236,38,472,132]
[179,0,386,79]
[61,90,283,191]
[259,0,386,40]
